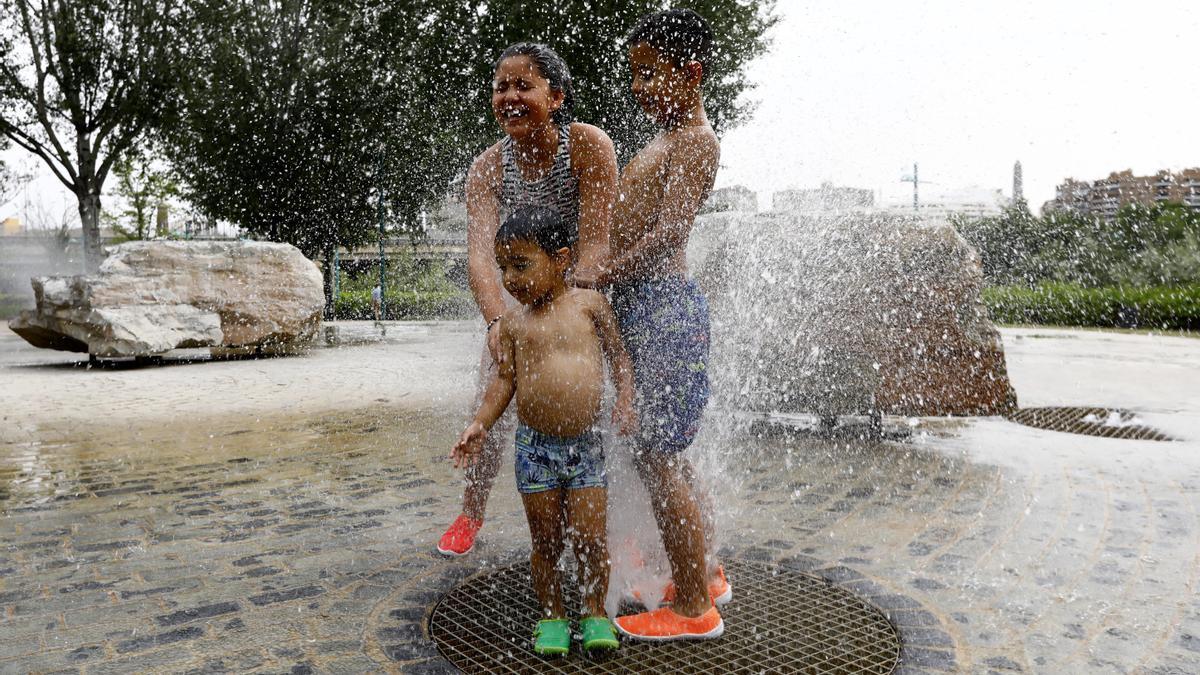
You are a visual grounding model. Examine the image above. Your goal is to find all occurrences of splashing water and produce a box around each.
[602,204,990,610]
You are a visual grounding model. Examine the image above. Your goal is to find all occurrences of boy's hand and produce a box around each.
[612,396,639,436]
[451,422,487,468]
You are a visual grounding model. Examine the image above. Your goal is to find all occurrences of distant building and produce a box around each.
[1043,168,1200,221]
[427,178,468,234]
[2,217,20,236]
[701,185,757,213]
[1012,161,1024,204]
[884,186,1007,219]
[772,183,873,212]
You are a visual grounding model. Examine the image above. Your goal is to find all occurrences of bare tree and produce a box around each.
[0,0,179,270]
[0,142,16,206]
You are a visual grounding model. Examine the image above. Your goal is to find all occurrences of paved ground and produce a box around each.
[1,322,1198,674]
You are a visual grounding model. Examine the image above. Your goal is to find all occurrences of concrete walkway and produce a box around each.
[0,323,1197,673]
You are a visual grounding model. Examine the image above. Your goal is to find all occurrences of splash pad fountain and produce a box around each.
[424,204,1016,672]
[4,207,1195,672]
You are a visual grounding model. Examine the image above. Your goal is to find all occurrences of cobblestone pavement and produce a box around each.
[1,324,1198,674]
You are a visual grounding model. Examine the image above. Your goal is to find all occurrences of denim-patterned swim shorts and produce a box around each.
[609,276,711,454]
[514,425,606,494]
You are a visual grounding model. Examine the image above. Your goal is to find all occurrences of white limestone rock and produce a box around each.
[9,240,324,357]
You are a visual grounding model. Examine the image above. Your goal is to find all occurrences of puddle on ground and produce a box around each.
[0,405,465,507]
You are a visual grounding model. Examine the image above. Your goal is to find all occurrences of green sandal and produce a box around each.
[580,616,620,651]
[533,618,571,655]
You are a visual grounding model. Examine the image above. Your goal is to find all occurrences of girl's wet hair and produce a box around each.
[495,42,575,126]
[626,8,714,73]
[496,206,571,254]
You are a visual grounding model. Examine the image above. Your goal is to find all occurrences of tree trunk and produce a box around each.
[322,246,335,321]
[78,187,104,272]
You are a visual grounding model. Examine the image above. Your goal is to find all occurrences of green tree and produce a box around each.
[955,204,1044,286]
[105,149,178,240]
[0,0,181,270]
[958,201,1200,289]
[159,1,776,315]
[443,0,778,164]
[162,0,397,317]
[0,138,17,205]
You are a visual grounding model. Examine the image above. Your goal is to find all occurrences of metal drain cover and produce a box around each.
[429,558,899,673]
[1007,406,1174,441]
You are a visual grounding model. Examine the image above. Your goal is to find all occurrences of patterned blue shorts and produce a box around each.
[514,425,607,494]
[609,276,711,454]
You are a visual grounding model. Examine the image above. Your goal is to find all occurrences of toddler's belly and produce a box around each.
[516,355,605,438]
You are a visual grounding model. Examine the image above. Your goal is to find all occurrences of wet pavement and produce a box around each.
[1,322,1198,674]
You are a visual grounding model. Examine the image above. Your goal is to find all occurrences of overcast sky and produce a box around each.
[718,0,1200,211]
[4,0,1199,222]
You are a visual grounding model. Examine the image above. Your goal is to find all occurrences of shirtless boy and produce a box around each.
[601,9,729,641]
[452,206,636,655]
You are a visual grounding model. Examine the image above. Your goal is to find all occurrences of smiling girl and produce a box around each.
[436,43,619,558]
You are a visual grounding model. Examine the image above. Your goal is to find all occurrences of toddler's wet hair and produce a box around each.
[496,206,570,254]
[626,8,714,72]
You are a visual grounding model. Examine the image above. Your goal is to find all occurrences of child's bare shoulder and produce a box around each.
[568,122,613,151]
[499,304,527,330]
[666,124,719,161]
[568,123,615,174]
[467,140,504,183]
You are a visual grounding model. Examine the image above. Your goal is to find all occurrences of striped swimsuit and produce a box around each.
[500,124,579,244]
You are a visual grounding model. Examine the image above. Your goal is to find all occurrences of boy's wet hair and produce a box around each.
[495,43,575,126]
[495,206,571,255]
[626,8,714,73]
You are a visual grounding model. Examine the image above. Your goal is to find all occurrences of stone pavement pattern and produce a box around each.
[1,323,1198,674]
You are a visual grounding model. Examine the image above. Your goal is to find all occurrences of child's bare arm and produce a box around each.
[569,124,617,289]
[465,147,509,363]
[608,131,719,283]
[451,318,517,466]
[588,292,638,435]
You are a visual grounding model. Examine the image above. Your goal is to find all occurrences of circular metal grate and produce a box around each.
[1007,406,1175,441]
[429,558,899,673]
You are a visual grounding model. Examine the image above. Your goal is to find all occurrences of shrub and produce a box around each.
[984,284,1200,331]
[0,292,28,320]
[334,288,475,321]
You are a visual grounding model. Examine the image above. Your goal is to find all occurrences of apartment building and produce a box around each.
[772,183,874,212]
[1044,168,1200,220]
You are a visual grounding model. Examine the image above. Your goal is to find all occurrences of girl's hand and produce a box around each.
[572,264,610,290]
[612,396,639,437]
[451,422,487,468]
[486,320,504,366]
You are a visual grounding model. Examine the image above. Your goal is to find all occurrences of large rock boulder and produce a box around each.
[689,210,1017,417]
[9,240,324,357]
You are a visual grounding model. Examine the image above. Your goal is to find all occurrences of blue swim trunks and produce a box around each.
[514,425,607,494]
[609,276,710,454]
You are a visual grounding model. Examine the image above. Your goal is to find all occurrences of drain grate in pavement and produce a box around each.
[1007,406,1174,441]
[428,558,899,674]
